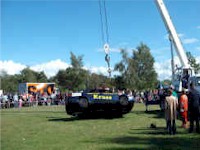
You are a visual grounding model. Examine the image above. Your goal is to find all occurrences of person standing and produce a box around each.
[179,89,188,128]
[165,89,178,135]
[19,96,23,108]
[170,85,178,103]
[13,93,19,108]
[188,82,200,133]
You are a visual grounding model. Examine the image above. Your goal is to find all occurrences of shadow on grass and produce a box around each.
[101,135,200,150]
[48,116,80,122]
[48,113,124,122]
[132,109,165,119]
[93,127,200,150]
[129,127,188,135]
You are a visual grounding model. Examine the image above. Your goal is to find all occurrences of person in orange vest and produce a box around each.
[179,88,188,128]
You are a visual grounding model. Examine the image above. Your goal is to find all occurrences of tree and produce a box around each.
[86,73,112,89]
[114,43,158,90]
[54,52,89,92]
[36,71,48,82]
[1,74,20,93]
[20,67,37,82]
[70,51,83,69]
[114,75,126,90]
[114,49,131,89]
[186,52,200,74]
[132,43,158,90]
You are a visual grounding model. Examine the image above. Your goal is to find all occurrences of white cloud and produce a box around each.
[30,59,71,78]
[0,60,26,75]
[84,66,108,75]
[154,56,181,80]
[0,58,174,80]
[182,38,199,44]
[1,56,200,81]
[0,59,110,78]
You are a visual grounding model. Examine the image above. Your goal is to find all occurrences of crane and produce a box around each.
[154,0,198,92]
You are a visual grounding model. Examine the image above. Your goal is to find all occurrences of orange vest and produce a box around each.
[179,94,188,112]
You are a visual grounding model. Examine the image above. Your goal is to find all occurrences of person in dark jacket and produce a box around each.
[188,82,200,133]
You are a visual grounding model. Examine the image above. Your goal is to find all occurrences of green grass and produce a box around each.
[1,104,200,150]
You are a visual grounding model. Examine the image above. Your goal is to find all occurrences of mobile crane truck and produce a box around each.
[155,0,200,93]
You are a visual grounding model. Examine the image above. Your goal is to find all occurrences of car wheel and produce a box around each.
[119,95,129,106]
[79,97,88,108]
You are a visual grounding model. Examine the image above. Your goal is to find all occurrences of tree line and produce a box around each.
[1,43,199,93]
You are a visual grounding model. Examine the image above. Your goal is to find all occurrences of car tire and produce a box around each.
[79,97,88,108]
[119,95,129,106]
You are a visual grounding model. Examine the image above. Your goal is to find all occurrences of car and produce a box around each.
[65,89,134,117]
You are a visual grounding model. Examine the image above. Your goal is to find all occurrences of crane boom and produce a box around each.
[155,0,190,69]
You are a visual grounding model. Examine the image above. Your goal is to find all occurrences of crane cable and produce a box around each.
[98,0,111,77]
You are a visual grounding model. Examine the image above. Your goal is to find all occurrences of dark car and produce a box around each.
[65,89,134,117]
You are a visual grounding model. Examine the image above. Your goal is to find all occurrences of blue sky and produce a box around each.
[1,0,200,80]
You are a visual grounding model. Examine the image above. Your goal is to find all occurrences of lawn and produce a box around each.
[1,103,200,150]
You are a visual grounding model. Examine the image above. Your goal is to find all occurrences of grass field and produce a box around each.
[1,103,200,150]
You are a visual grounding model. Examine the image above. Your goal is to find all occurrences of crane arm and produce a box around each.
[155,0,190,69]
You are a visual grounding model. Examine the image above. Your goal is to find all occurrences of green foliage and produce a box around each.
[20,68,37,82]
[53,52,88,92]
[19,68,48,83]
[70,51,83,69]
[132,43,158,90]
[56,67,88,92]
[87,73,112,89]
[186,52,200,74]
[114,49,130,89]
[1,74,19,93]
[114,75,126,90]
[36,71,48,82]
[0,67,48,93]
[114,43,158,90]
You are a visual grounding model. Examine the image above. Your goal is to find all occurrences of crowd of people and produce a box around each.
[0,91,67,109]
[164,82,200,135]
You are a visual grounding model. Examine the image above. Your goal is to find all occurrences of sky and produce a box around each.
[1,0,200,80]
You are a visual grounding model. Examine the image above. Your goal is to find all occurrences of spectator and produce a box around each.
[170,85,178,103]
[19,96,23,108]
[118,89,124,96]
[165,89,178,135]
[179,88,188,128]
[13,93,19,108]
[188,82,200,133]
[3,94,10,108]
[2,94,7,109]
